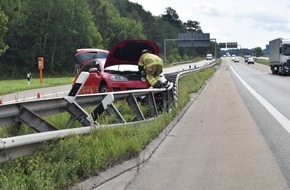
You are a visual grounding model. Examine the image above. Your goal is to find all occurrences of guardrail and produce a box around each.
[0,85,175,158]
[0,60,217,162]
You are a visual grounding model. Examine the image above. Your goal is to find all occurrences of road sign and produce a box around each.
[192,40,210,47]
[193,33,210,41]
[266,44,270,55]
[38,57,44,70]
[219,43,226,48]
[227,42,238,48]
[178,33,192,40]
[178,40,192,47]
[177,33,210,47]
[178,33,192,47]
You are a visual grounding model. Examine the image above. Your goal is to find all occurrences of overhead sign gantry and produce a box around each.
[219,42,238,49]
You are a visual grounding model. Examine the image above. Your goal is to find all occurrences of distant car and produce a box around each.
[231,56,236,61]
[234,57,239,62]
[244,55,251,62]
[247,57,255,64]
[206,54,212,60]
[73,39,160,94]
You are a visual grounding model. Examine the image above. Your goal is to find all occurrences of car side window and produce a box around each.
[96,52,108,58]
[81,60,100,72]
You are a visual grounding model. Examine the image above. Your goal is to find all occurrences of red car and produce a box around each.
[74,39,160,94]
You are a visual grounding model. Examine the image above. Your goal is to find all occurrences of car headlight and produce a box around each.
[110,75,128,81]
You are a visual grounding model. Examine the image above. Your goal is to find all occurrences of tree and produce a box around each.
[160,7,183,30]
[0,9,8,56]
[252,47,263,57]
[0,0,103,76]
[0,0,28,78]
[113,1,184,57]
[184,20,202,33]
[88,0,144,48]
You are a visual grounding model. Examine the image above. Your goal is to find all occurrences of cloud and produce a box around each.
[233,11,290,33]
[191,2,222,17]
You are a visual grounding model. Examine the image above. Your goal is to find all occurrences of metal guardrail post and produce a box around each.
[168,88,175,108]
[90,93,126,124]
[91,93,114,121]
[161,91,169,112]
[146,92,158,117]
[64,101,91,127]
[106,104,126,123]
[126,94,145,121]
[18,105,58,132]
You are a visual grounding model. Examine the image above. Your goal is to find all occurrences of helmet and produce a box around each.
[141,49,152,54]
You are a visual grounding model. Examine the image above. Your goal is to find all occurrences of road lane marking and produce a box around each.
[230,65,290,133]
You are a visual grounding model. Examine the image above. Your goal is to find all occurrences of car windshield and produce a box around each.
[76,51,108,65]
[79,58,106,72]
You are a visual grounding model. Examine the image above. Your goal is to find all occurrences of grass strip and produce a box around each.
[255,58,269,66]
[0,77,73,96]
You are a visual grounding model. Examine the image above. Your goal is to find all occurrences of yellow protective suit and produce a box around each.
[138,52,164,87]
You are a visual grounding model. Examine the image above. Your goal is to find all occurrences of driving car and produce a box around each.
[247,57,255,64]
[231,54,236,61]
[244,55,251,62]
[206,54,212,60]
[73,39,160,94]
[234,57,239,62]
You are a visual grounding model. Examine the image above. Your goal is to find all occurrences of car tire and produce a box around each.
[99,85,108,93]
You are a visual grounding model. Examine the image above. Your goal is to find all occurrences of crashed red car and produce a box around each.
[74,39,160,94]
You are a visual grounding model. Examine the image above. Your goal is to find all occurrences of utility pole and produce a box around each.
[164,39,178,64]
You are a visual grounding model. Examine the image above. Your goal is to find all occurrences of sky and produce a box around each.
[128,0,290,49]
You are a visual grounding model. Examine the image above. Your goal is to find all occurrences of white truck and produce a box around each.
[269,38,290,75]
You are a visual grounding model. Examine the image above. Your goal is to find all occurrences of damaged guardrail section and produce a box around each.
[0,83,175,151]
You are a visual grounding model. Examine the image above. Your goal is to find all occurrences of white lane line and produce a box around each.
[230,65,290,133]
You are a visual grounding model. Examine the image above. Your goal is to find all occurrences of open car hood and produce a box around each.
[104,39,160,68]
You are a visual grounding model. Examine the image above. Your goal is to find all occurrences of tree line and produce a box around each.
[0,0,216,79]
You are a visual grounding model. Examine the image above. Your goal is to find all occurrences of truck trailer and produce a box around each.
[269,38,290,75]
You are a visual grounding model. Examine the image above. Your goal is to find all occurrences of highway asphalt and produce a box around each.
[1,84,72,104]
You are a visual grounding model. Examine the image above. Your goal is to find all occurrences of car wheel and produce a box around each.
[99,85,108,93]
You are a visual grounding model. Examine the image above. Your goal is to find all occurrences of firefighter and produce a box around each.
[138,49,165,88]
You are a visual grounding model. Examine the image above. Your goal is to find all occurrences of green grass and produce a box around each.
[0,62,220,189]
[255,58,269,66]
[0,77,73,96]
